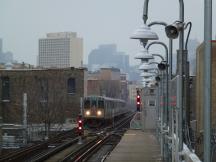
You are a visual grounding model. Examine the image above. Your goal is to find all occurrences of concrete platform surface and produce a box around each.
[105,129,161,162]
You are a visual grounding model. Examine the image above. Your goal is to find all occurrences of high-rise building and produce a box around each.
[38,32,83,68]
[88,44,129,73]
[0,38,13,64]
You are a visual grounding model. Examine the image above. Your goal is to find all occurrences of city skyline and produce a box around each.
[0,0,215,66]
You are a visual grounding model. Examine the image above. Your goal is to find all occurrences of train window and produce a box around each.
[91,100,97,107]
[98,100,104,108]
[84,99,90,108]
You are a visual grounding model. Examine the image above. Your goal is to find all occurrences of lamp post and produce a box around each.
[146,41,169,161]
[148,21,173,80]
[146,42,169,123]
[204,0,212,162]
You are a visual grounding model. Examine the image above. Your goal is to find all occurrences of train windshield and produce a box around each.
[84,99,90,108]
[98,99,104,108]
[91,99,97,107]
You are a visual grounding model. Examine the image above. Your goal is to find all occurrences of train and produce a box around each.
[82,95,128,127]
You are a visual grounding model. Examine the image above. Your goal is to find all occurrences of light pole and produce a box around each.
[147,42,169,123]
[204,0,212,162]
[146,41,169,161]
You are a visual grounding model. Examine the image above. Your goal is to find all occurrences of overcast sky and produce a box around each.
[0,0,215,65]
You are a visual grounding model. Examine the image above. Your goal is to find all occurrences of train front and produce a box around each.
[83,96,105,128]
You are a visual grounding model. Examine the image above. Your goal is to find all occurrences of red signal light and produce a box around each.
[77,115,83,135]
[136,95,141,104]
[136,95,141,111]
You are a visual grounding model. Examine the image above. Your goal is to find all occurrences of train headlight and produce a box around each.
[85,110,90,116]
[97,110,102,116]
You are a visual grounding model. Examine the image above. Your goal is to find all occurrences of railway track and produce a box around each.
[0,129,76,162]
[0,112,134,162]
[43,113,135,162]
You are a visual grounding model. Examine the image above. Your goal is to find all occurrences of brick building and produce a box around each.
[87,68,128,100]
[195,41,216,158]
[0,68,87,125]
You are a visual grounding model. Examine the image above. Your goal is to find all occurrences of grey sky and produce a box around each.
[0,0,215,65]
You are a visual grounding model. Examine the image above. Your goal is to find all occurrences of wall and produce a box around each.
[195,41,216,158]
[0,68,86,125]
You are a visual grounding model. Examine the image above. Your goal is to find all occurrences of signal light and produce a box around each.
[136,95,141,111]
[77,115,83,136]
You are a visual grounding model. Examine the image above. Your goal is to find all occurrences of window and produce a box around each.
[67,78,76,94]
[84,99,90,108]
[149,100,156,107]
[91,100,97,107]
[39,78,48,101]
[2,77,10,101]
[98,100,104,108]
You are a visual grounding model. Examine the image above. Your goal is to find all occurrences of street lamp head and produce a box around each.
[130,24,159,44]
[139,63,156,70]
[140,72,155,77]
[165,21,184,39]
[158,61,168,71]
[134,48,154,60]
[141,76,152,81]
[155,76,161,82]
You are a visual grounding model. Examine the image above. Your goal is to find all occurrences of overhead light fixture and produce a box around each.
[140,72,155,77]
[130,24,159,46]
[141,77,153,82]
[134,48,154,60]
[158,61,168,71]
[138,63,156,70]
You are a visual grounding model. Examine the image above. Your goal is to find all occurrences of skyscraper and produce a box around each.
[38,32,83,68]
[88,44,129,73]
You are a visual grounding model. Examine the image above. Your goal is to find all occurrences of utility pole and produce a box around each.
[23,93,27,145]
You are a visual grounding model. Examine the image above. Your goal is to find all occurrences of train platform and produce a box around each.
[105,112,161,162]
[105,129,162,162]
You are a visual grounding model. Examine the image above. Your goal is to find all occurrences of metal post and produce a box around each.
[204,0,212,161]
[78,136,83,145]
[178,0,184,157]
[143,0,149,24]
[147,41,169,161]
[23,93,27,145]
[147,42,169,125]
[161,72,164,158]
[169,39,173,80]
[156,83,160,140]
